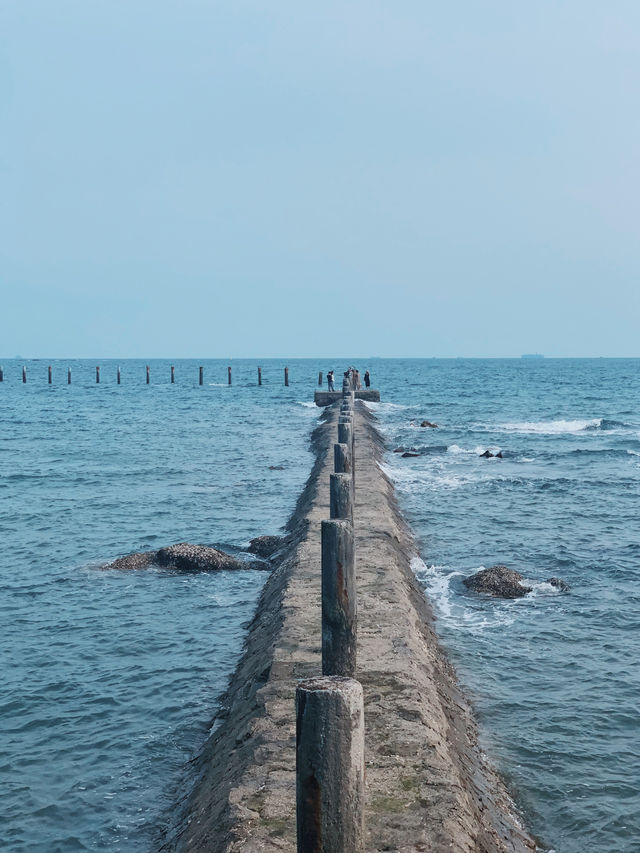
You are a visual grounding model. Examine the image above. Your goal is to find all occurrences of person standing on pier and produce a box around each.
[364,370,370,388]
[354,369,362,390]
[327,370,335,391]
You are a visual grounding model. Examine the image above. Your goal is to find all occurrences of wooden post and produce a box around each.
[68,367,72,385]
[257,366,262,386]
[96,366,100,384]
[22,366,26,383]
[296,676,364,853]
[199,366,203,386]
[337,421,353,449]
[0,365,3,382]
[48,365,52,384]
[117,366,121,385]
[334,442,352,475]
[146,365,150,384]
[171,365,175,384]
[330,472,353,522]
[318,371,323,386]
[228,366,232,385]
[321,519,356,677]
[284,366,289,386]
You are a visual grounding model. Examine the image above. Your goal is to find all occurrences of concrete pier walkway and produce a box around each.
[162,404,535,853]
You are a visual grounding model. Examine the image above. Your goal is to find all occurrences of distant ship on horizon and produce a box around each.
[521,353,544,359]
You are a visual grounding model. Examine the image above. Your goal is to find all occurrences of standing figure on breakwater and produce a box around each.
[354,369,362,390]
[327,371,335,391]
[364,370,370,388]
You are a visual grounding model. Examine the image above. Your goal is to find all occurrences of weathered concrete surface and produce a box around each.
[314,390,380,406]
[161,405,536,853]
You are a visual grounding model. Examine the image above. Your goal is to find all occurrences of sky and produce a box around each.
[1,1,639,357]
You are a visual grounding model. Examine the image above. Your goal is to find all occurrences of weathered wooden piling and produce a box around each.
[117,366,121,385]
[22,366,26,383]
[318,371,323,386]
[334,442,352,475]
[48,365,52,384]
[228,366,232,386]
[330,472,353,522]
[296,676,364,853]
[284,366,289,386]
[337,420,353,449]
[0,365,3,382]
[171,365,175,384]
[258,366,262,386]
[68,367,72,385]
[146,365,150,384]
[96,366,100,384]
[199,366,203,386]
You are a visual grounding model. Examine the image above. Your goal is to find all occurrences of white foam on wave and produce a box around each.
[410,557,519,633]
[296,401,318,409]
[498,418,602,435]
[627,449,640,456]
[447,444,501,455]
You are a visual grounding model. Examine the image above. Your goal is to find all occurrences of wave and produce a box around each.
[499,418,602,435]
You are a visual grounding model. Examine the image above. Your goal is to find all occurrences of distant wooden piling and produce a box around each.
[330,472,353,522]
[0,365,3,382]
[258,366,262,386]
[117,366,121,385]
[22,366,26,383]
[171,365,175,384]
[284,367,289,386]
[68,367,72,385]
[199,366,204,386]
[296,676,364,853]
[318,371,323,386]
[48,365,52,384]
[228,366,232,386]
[146,365,150,384]
[96,366,100,384]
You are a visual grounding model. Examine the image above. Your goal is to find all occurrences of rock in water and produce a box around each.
[247,535,284,560]
[463,565,533,598]
[420,420,438,428]
[547,576,570,591]
[155,543,252,572]
[401,451,421,458]
[103,551,156,571]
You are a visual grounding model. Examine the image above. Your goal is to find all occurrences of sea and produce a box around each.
[1,358,638,852]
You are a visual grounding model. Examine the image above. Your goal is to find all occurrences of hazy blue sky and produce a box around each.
[2,1,639,357]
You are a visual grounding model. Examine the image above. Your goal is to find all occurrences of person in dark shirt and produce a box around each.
[364,370,371,388]
[327,370,335,391]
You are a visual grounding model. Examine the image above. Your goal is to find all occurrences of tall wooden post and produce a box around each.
[284,366,289,386]
[199,366,203,386]
[257,366,262,386]
[321,519,357,677]
[146,365,150,384]
[330,472,353,522]
[96,366,100,384]
[296,676,365,853]
[228,366,232,385]
[318,371,323,386]
[68,367,72,385]
[22,366,26,383]
[48,365,52,384]
[0,365,3,382]
[334,442,352,475]
[171,365,175,384]
[117,366,121,385]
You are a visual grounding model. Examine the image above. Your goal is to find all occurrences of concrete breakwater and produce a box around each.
[162,404,536,852]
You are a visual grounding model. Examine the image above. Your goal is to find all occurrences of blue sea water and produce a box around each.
[1,358,639,852]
